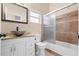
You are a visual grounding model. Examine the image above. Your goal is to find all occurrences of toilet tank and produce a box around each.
[34,34,41,43]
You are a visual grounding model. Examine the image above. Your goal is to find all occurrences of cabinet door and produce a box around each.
[1,45,13,56]
[1,39,14,56]
[14,41,25,56]
[25,37,35,56]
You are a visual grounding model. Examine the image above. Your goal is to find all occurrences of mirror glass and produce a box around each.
[2,3,28,24]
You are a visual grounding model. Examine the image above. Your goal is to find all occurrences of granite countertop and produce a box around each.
[1,34,35,40]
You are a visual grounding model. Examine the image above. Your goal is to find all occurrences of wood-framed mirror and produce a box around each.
[1,3,28,24]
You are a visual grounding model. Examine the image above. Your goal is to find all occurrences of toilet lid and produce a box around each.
[36,42,46,46]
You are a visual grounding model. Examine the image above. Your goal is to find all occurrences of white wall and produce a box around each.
[1,22,41,34]
[49,3,70,12]
[18,3,49,14]
[18,3,71,15]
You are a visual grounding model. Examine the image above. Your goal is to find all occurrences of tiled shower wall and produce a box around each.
[56,4,78,45]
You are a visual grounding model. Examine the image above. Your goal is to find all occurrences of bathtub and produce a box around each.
[44,40,78,56]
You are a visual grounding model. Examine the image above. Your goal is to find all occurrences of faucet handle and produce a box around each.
[0,33,6,38]
[16,26,19,31]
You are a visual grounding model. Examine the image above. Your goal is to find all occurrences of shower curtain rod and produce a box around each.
[45,3,77,16]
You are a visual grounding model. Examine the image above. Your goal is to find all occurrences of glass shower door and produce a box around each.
[42,14,56,43]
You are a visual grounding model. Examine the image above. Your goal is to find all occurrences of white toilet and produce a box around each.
[35,34,46,56]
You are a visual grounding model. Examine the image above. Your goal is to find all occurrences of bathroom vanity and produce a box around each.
[1,36,36,56]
